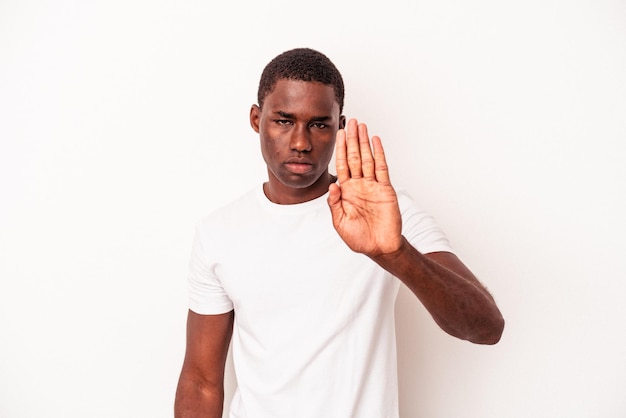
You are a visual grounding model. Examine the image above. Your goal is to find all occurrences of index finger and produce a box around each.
[345,118,363,179]
[334,127,349,184]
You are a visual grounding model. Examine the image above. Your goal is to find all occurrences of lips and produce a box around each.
[284,157,314,174]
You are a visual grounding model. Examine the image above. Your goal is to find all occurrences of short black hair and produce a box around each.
[257,48,345,113]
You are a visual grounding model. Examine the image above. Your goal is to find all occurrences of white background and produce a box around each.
[1,1,625,417]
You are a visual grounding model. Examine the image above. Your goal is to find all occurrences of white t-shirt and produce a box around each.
[188,185,453,418]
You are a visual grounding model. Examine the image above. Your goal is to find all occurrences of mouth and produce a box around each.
[284,158,314,174]
[284,162,313,174]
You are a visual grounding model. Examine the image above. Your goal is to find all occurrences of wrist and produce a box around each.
[371,235,409,265]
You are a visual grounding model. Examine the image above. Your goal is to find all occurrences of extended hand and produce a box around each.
[327,119,403,257]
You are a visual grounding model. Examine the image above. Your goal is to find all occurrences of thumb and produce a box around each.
[327,183,343,219]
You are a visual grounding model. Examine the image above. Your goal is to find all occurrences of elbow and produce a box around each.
[469,312,505,345]
[436,311,505,345]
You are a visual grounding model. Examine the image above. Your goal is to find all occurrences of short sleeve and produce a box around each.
[187,223,234,315]
[397,188,454,255]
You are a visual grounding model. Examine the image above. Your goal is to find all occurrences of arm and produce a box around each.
[175,310,234,418]
[327,119,504,344]
[375,242,504,344]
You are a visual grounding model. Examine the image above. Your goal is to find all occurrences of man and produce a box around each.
[175,48,504,418]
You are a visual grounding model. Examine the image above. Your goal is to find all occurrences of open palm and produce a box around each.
[327,119,403,257]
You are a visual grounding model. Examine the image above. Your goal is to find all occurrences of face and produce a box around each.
[250,79,345,204]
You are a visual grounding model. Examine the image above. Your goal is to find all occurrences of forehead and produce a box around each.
[263,79,339,116]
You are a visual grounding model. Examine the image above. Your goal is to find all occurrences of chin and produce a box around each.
[280,178,318,189]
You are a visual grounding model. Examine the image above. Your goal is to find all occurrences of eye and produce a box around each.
[275,119,293,126]
[310,122,327,129]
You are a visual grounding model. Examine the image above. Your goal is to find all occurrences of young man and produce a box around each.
[175,48,504,418]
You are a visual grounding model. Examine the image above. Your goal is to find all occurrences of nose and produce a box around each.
[289,124,312,153]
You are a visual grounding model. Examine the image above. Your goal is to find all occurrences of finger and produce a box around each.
[327,182,344,228]
[334,128,350,184]
[345,119,362,179]
[358,123,375,179]
[372,135,391,184]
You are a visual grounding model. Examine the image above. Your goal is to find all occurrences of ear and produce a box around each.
[250,104,261,133]
[338,115,346,130]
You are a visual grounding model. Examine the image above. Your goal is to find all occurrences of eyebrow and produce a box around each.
[274,111,332,122]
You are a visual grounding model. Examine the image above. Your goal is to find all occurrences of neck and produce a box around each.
[264,173,337,205]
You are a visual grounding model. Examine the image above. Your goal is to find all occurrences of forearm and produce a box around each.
[372,236,504,344]
[175,374,224,418]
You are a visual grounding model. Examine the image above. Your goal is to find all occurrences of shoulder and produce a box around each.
[395,186,413,205]
[196,186,260,232]
[394,186,454,255]
[395,186,422,214]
